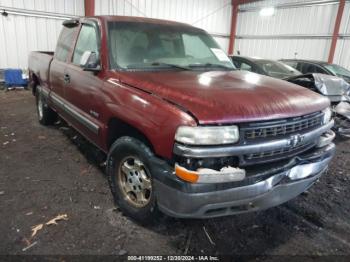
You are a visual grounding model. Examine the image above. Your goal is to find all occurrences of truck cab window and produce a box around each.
[55,27,77,62]
[73,24,99,65]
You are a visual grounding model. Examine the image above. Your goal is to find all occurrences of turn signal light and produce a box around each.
[175,165,199,183]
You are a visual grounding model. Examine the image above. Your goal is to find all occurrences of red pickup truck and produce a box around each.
[28,16,335,221]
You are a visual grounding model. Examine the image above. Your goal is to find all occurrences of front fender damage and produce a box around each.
[333,101,350,137]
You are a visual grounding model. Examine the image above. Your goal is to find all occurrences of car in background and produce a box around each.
[280,59,350,84]
[286,73,350,138]
[230,56,301,79]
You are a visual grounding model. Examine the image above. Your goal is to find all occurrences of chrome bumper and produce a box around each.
[155,144,335,218]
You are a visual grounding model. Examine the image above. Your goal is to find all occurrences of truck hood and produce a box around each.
[119,70,329,124]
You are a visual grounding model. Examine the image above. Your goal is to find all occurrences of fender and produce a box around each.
[99,78,197,159]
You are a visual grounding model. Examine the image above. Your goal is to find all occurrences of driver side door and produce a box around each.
[64,21,104,146]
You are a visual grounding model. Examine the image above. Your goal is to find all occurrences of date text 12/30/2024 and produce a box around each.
[127,256,219,261]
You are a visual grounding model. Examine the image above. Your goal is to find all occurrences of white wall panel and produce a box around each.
[339,2,350,34]
[237,3,337,36]
[0,15,64,68]
[235,0,350,70]
[334,39,350,70]
[95,0,232,52]
[0,0,84,15]
[240,0,323,9]
[0,0,84,69]
[235,38,331,60]
[2,0,348,70]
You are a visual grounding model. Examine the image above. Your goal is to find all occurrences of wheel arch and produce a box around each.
[30,72,40,96]
[106,117,155,154]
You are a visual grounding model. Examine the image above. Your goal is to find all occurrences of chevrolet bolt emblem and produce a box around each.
[289,134,304,147]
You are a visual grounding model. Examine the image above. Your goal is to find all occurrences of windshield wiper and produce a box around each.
[127,62,191,71]
[188,63,234,70]
[150,62,191,70]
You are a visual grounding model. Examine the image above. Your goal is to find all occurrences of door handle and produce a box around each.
[64,74,70,84]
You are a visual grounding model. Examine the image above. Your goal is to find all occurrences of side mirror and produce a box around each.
[80,51,101,72]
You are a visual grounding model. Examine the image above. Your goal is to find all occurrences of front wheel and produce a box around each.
[107,137,160,223]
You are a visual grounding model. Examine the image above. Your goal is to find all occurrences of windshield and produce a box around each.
[324,64,350,79]
[255,60,301,79]
[108,22,235,71]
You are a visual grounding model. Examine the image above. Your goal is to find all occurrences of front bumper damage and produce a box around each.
[153,143,335,218]
[333,101,350,137]
[149,121,336,218]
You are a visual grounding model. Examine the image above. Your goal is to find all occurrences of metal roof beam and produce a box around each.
[328,0,346,63]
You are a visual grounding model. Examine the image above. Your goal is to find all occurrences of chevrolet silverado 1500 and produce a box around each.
[28,16,335,221]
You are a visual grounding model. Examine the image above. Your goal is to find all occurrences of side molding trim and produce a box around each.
[51,93,99,135]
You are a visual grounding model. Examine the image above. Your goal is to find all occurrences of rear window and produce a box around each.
[324,64,350,78]
[283,61,298,69]
[257,61,293,73]
[55,26,78,62]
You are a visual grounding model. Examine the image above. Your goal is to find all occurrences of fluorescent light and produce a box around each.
[259,7,275,17]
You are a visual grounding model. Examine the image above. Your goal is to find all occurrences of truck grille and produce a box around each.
[244,143,315,163]
[243,112,323,140]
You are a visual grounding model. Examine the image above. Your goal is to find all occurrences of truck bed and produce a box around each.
[28,51,54,90]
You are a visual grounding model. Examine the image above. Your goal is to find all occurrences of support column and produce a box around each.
[228,0,239,55]
[328,0,345,63]
[84,0,95,17]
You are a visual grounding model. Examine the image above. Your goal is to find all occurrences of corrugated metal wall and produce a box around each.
[0,0,84,69]
[1,0,349,70]
[94,0,232,52]
[235,0,338,60]
[236,0,350,70]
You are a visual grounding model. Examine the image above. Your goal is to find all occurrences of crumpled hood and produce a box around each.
[119,70,330,124]
[312,73,350,96]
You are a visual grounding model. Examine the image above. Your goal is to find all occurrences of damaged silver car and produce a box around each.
[286,73,350,138]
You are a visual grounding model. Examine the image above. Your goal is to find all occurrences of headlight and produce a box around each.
[175,125,239,145]
[322,107,332,124]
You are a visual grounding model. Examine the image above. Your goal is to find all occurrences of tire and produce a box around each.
[107,136,160,223]
[36,91,57,125]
